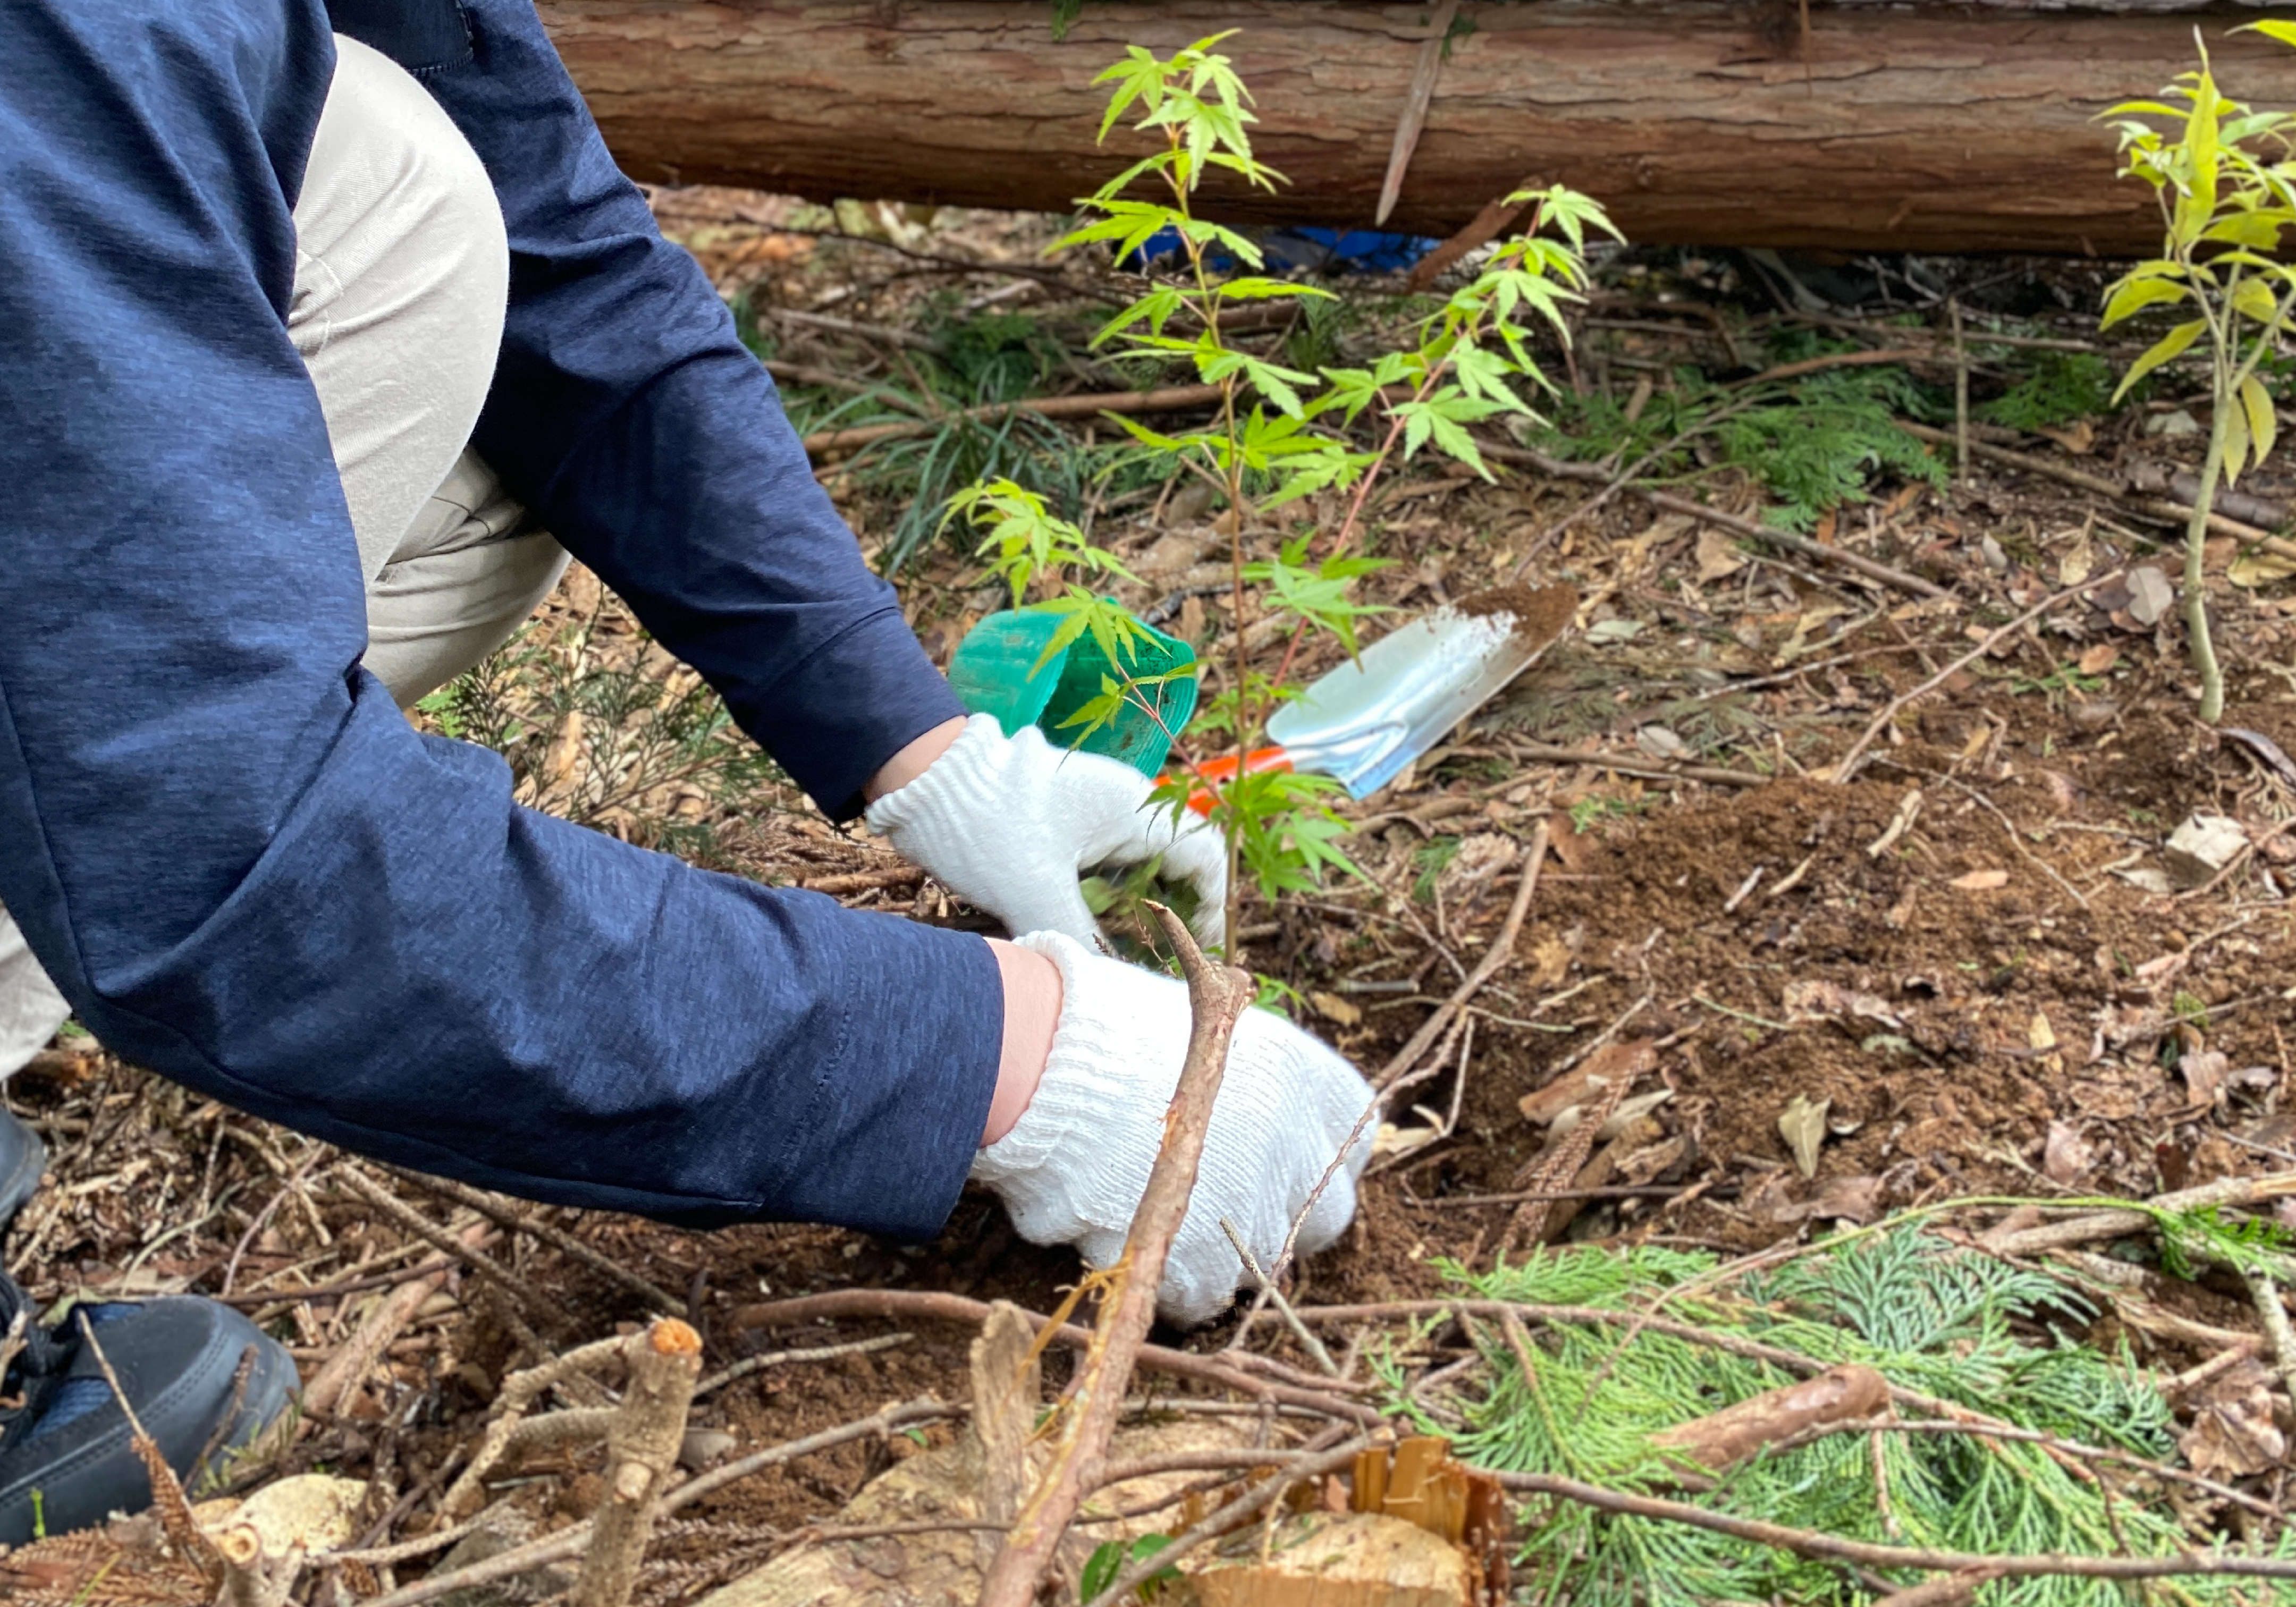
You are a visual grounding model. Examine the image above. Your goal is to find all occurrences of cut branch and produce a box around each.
[573,1318,703,1607]
[975,903,1255,1607]
[353,1399,963,1607]
[729,1288,1381,1426]
[1649,1365,1892,1475]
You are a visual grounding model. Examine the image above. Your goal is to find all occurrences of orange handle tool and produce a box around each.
[1167,746,1292,816]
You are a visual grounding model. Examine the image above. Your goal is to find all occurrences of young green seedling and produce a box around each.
[2103,22,2296,722]
[949,31,1618,959]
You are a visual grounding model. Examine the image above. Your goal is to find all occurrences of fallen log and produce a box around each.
[541,0,2296,256]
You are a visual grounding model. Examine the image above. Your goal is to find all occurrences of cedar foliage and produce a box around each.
[1381,1228,2293,1605]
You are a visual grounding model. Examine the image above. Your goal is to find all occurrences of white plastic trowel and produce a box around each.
[1180,583,1577,809]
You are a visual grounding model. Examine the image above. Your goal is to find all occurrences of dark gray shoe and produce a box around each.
[0,1274,299,1544]
[0,1107,40,1232]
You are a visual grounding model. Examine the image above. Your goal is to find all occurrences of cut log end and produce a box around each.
[648,1318,703,1358]
[1189,1512,1472,1607]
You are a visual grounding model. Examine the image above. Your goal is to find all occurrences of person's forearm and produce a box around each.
[864,715,965,805]
[986,938,1059,1144]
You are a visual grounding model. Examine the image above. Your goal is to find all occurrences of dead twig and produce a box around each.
[1896,419,2296,566]
[336,1169,568,1334]
[1406,190,1531,293]
[1735,347,1936,390]
[1484,442,1953,601]
[1503,741,1766,788]
[300,1216,492,1419]
[1931,773,2091,911]
[573,1319,703,1607]
[1986,1170,2296,1258]
[1374,0,1459,226]
[975,902,1254,1607]
[1378,825,1548,1091]
[443,1334,631,1517]
[1829,568,2128,784]
[1500,1047,1636,1256]
[1223,831,1551,1346]
[695,1331,913,1398]
[798,864,926,896]
[353,1399,962,1607]
[729,1288,1380,1426]
[2240,1266,2296,1402]
[384,1166,688,1318]
[79,1318,221,1588]
[1219,1217,1339,1376]
[1649,1366,1893,1476]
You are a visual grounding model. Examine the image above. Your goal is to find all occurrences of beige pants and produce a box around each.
[0,35,562,1077]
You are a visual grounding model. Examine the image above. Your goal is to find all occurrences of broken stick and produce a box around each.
[1649,1365,1891,1476]
[572,1318,703,1607]
[973,903,1254,1607]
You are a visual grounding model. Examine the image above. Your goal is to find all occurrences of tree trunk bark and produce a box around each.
[536,1,2292,256]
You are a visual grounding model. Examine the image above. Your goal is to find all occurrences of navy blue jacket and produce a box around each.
[0,0,999,1236]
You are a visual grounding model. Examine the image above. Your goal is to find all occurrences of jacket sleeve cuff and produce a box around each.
[742,607,967,823]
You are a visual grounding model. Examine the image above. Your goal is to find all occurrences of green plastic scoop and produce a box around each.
[947,605,1197,777]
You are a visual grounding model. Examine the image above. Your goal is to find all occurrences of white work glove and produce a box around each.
[974,931,1375,1326]
[866,714,1227,950]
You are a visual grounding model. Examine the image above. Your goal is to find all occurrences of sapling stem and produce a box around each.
[2185,405,2227,723]
[1159,118,1252,959]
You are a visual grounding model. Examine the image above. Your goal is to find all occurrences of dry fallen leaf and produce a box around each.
[2074,644,2121,676]
[1950,869,2010,891]
[1310,991,1363,1028]
[1781,979,1902,1031]
[2179,1048,2230,1109]
[1551,1088,1675,1144]
[2165,814,2248,889]
[1779,1095,1831,1179]
[1518,1039,1658,1127]
[2028,1012,2058,1053]
[2038,419,2096,456]
[1617,1132,1692,1187]
[2042,1120,2090,1186]
[2182,1359,2287,1478]
[2113,863,2178,896]
[1526,934,1575,989]
[1546,813,1596,872]
[1695,528,1747,582]
[2230,546,2296,588]
[1771,1173,1883,1225]
[2057,529,2096,585]
[1635,725,1689,761]
[2126,565,2175,627]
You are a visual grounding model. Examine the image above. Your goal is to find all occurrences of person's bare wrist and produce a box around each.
[985,938,1060,1145]
[864,716,966,805]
